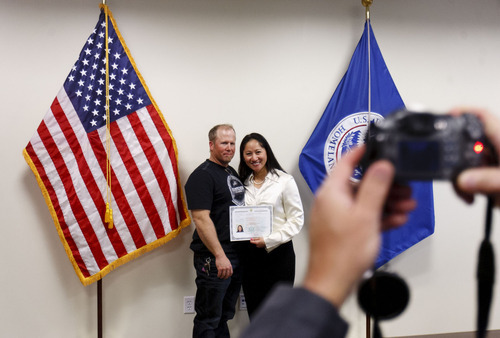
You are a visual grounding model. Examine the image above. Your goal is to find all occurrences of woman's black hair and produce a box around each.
[238,133,285,182]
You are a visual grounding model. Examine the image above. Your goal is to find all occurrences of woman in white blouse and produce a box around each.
[237,133,304,319]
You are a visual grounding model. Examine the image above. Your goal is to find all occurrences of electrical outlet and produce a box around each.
[239,291,247,311]
[184,296,195,314]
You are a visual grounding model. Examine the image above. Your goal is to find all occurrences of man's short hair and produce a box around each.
[208,124,235,142]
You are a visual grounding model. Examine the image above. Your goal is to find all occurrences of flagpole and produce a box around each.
[97,0,107,338]
[363,0,372,128]
[363,2,373,337]
[100,2,107,337]
[98,279,103,338]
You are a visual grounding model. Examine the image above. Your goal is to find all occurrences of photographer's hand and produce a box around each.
[303,147,416,308]
[450,108,500,207]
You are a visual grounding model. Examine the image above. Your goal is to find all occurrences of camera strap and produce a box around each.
[477,196,495,338]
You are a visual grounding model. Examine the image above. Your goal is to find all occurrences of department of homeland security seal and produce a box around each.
[324,112,384,181]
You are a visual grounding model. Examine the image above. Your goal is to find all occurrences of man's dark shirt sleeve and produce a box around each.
[185,167,213,211]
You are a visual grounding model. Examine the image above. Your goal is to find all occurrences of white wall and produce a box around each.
[1,0,500,337]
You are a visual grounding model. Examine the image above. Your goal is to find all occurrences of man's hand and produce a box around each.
[215,254,233,279]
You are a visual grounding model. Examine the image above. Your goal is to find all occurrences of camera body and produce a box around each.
[360,109,494,181]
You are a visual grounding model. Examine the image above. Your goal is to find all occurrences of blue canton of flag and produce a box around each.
[65,13,150,132]
[299,21,435,267]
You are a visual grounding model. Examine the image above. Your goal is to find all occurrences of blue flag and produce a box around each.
[299,21,435,267]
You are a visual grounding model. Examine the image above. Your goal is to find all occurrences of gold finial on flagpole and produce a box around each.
[362,0,372,20]
[102,0,107,5]
[362,0,373,7]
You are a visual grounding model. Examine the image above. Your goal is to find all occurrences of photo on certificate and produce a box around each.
[229,205,273,241]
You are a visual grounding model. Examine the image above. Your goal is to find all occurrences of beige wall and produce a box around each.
[1,0,500,337]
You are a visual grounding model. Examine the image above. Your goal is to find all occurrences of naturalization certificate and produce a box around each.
[229,205,273,241]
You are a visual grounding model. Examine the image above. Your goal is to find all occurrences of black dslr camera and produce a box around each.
[360,109,495,181]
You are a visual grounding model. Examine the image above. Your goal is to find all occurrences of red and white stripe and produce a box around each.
[25,87,188,282]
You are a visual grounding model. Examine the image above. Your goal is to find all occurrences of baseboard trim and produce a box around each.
[390,330,500,338]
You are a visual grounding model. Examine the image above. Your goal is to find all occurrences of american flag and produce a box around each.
[23,5,190,286]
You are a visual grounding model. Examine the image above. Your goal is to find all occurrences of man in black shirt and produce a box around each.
[185,124,244,338]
